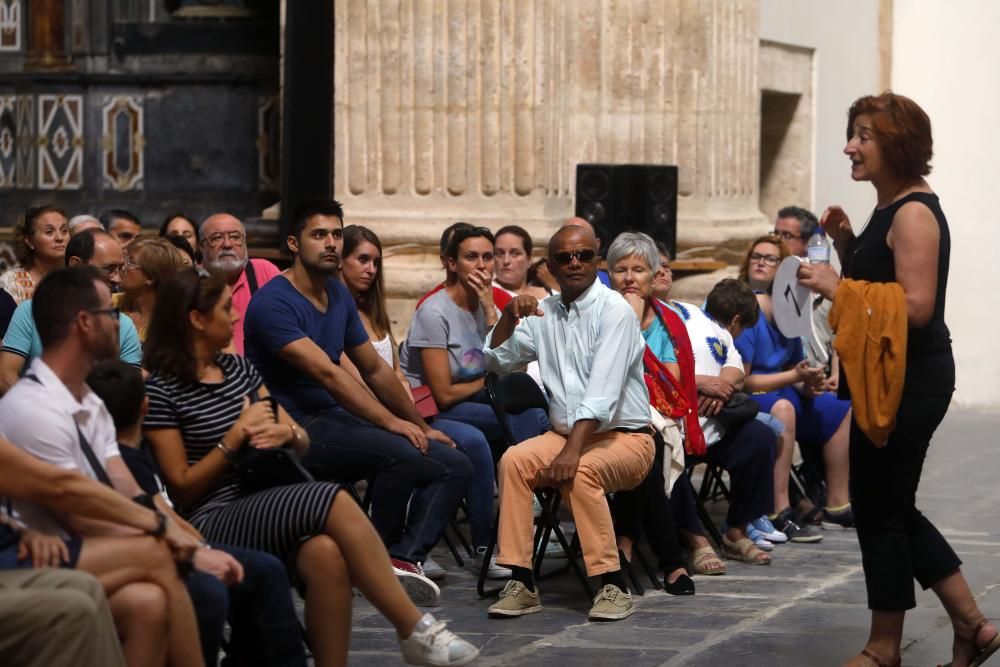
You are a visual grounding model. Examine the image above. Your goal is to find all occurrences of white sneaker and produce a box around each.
[466,547,512,579]
[399,613,479,666]
[420,557,447,582]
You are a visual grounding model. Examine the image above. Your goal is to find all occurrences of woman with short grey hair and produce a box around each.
[606,232,708,592]
[606,232,661,284]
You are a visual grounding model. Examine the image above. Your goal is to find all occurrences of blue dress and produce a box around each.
[735,305,849,447]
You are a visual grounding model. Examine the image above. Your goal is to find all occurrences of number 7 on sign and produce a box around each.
[784,284,803,317]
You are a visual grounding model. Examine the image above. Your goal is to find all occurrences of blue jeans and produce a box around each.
[301,407,473,563]
[436,390,549,451]
[430,419,494,548]
[186,544,306,666]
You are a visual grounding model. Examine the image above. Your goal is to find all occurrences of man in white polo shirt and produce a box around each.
[0,266,242,666]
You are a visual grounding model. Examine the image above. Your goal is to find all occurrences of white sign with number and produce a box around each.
[773,256,813,338]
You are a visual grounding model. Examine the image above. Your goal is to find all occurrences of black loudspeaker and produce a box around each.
[575,164,678,258]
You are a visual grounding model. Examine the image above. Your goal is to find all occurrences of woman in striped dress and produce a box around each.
[142,268,478,667]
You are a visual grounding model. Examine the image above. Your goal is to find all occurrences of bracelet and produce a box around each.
[216,441,237,464]
[288,424,299,445]
[148,510,168,538]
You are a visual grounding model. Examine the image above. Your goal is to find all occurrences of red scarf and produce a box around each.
[642,298,706,456]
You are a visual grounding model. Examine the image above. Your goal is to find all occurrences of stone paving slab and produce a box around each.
[339,409,1000,666]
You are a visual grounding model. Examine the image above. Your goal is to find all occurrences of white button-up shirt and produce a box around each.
[484,279,650,435]
[0,358,121,538]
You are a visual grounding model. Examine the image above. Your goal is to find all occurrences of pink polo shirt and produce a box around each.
[231,258,282,354]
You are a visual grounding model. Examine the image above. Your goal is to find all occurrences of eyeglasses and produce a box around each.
[95,263,126,278]
[203,231,246,248]
[771,229,802,241]
[749,252,781,267]
[552,249,597,265]
[86,307,120,320]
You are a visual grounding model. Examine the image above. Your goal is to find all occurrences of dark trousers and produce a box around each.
[670,473,705,535]
[851,393,961,611]
[705,419,776,526]
[187,545,306,667]
[612,435,688,573]
[301,407,473,563]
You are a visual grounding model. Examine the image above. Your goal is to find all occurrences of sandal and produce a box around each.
[690,546,726,576]
[860,648,900,667]
[722,535,771,565]
[941,618,1000,667]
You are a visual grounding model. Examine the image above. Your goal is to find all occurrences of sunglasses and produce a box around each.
[551,249,597,265]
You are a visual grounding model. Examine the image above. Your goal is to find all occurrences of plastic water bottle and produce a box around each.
[806,228,830,264]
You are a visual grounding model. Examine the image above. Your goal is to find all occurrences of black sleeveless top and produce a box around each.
[843,192,954,397]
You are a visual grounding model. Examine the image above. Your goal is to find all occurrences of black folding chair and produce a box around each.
[478,372,596,602]
[683,455,729,549]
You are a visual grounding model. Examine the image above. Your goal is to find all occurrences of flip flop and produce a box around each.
[690,546,726,576]
[940,618,1000,667]
[861,648,900,667]
[722,535,771,565]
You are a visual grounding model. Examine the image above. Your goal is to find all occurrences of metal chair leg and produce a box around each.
[477,510,502,599]
[634,545,662,591]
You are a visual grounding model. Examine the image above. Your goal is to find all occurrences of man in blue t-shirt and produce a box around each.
[244,198,472,605]
[0,229,142,397]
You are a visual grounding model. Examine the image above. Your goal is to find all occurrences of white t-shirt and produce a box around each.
[0,358,121,537]
[668,300,744,444]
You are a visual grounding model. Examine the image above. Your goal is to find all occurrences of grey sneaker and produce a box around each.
[487,580,542,618]
[467,547,512,580]
[588,584,634,621]
[400,613,479,666]
[772,507,823,543]
[420,557,447,582]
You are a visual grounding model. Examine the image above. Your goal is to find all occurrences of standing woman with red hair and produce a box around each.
[800,93,997,667]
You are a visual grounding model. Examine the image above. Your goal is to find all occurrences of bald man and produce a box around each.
[199,213,281,354]
[484,225,654,622]
[565,217,611,286]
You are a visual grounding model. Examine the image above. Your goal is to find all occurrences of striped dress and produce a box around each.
[144,353,342,562]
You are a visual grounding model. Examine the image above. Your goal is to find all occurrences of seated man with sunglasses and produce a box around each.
[0,229,142,397]
[484,225,654,622]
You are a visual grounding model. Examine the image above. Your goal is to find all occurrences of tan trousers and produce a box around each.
[497,430,654,576]
[0,568,126,667]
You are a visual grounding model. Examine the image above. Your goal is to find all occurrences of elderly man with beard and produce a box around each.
[199,213,281,354]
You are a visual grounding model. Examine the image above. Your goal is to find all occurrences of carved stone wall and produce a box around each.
[334,0,768,302]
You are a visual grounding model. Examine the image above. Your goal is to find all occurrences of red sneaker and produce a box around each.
[391,558,440,607]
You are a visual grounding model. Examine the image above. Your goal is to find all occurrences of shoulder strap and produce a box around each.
[244,260,259,294]
[74,422,113,487]
[24,373,113,487]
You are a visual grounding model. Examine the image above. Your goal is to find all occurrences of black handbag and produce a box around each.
[714,392,761,430]
[235,392,314,493]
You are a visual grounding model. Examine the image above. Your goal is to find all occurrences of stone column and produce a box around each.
[333,0,766,299]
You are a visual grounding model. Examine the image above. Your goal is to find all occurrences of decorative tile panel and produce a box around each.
[101,95,144,191]
[0,95,14,188]
[14,95,32,188]
[37,94,84,190]
[257,95,279,191]
[0,0,20,52]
